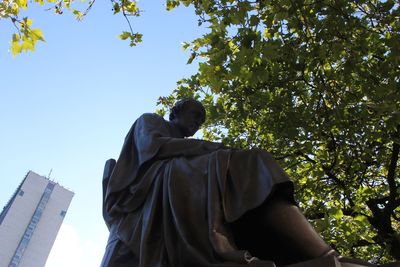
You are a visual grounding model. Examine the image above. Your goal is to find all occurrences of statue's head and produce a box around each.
[169,98,206,137]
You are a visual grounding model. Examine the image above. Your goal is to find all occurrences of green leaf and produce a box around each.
[249,15,259,26]
[12,33,20,42]
[181,0,190,7]
[187,52,196,64]
[72,9,84,20]
[119,32,143,47]
[119,31,131,40]
[182,42,190,51]
[113,3,120,14]
[166,0,179,11]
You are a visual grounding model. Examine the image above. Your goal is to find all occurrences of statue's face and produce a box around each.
[175,103,205,137]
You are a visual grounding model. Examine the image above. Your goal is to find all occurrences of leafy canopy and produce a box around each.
[157,0,400,263]
[0,0,142,55]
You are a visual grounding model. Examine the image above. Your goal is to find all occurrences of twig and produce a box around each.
[82,0,96,17]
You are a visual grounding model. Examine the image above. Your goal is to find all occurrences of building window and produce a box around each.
[60,210,66,217]
[9,181,55,265]
[18,190,24,196]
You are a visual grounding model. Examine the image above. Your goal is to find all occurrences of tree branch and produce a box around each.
[386,138,399,208]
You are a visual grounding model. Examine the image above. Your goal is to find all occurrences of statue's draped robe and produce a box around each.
[101,113,293,267]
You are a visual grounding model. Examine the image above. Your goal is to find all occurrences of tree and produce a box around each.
[0,0,141,55]
[1,0,46,55]
[157,0,400,263]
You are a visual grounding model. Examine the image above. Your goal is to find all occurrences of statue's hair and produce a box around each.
[169,98,206,123]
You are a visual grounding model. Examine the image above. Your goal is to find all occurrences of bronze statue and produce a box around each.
[101,99,399,267]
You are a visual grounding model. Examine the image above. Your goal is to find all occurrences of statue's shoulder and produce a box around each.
[136,113,166,126]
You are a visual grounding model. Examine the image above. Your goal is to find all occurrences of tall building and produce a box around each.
[0,171,74,267]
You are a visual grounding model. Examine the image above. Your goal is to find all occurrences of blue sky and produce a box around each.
[0,1,205,266]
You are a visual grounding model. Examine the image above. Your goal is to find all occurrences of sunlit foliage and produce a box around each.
[0,0,141,55]
[158,0,400,263]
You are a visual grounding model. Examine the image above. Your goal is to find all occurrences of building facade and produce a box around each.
[0,171,74,267]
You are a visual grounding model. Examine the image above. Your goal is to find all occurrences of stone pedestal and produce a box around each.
[284,255,339,267]
[244,255,387,267]
[242,255,338,267]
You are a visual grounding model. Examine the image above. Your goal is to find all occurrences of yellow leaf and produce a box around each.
[263,28,271,39]
[64,0,71,8]
[20,0,28,10]
[12,33,20,42]
[25,18,33,27]
[11,41,22,56]
[31,28,45,42]
[11,4,20,15]
[22,40,35,51]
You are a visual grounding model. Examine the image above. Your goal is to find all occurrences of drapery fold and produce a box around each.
[101,113,293,267]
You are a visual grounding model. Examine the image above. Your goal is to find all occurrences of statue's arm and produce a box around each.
[134,113,225,160]
[157,137,224,158]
